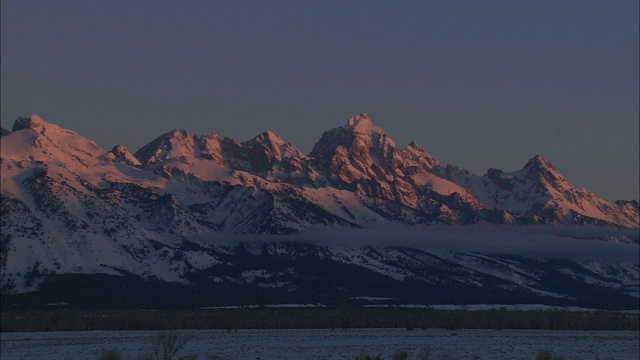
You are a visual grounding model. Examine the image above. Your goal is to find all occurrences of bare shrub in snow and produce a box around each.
[536,349,569,360]
[391,349,409,360]
[151,331,189,360]
[417,345,432,360]
[354,350,383,360]
[177,355,197,360]
[98,348,122,360]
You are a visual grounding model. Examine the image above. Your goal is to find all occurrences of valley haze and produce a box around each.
[219,224,639,263]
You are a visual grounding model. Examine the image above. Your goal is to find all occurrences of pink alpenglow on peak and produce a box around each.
[2,114,105,165]
[105,144,142,166]
[12,114,46,132]
[1,113,638,230]
[525,155,556,170]
[344,113,385,135]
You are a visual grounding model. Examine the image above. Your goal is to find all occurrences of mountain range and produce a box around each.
[1,114,638,309]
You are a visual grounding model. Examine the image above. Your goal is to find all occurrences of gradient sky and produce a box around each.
[2,0,638,201]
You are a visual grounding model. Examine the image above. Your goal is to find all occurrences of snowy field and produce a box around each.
[2,328,638,360]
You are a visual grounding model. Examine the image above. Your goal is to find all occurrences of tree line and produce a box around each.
[2,306,638,332]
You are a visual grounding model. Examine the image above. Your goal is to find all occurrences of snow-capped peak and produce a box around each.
[262,130,279,140]
[2,115,105,165]
[105,144,141,166]
[520,155,566,187]
[134,128,196,164]
[524,155,555,171]
[345,113,385,135]
[400,140,440,172]
[247,131,285,147]
[402,141,437,162]
[481,155,566,196]
[405,140,423,152]
[12,114,46,132]
[11,114,75,137]
[1,113,637,232]
[111,144,128,154]
[248,131,305,160]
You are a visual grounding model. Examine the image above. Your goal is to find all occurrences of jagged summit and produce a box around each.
[306,114,403,187]
[1,113,637,229]
[520,155,566,188]
[247,131,305,160]
[252,130,280,142]
[12,114,45,132]
[406,140,422,151]
[483,155,556,177]
[11,114,75,137]
[400,140,440,172]
[2,114,104,165]
[344,113,385,135]
[134,128,196,164]
[11,114,76,136]
[525,155,555,170]
[105,144,142,166]
[247,130,287,148]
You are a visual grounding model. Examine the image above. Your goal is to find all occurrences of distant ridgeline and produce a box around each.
[0,114,638,310]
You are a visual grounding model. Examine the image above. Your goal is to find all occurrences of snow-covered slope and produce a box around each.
[438,155,638,228]
[1,114,638,302]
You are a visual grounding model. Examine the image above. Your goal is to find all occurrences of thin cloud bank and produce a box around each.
[204,224,639,262]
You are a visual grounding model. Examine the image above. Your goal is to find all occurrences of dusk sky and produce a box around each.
[2,0,638,201]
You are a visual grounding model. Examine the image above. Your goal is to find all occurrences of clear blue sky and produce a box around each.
[2,0,638,201]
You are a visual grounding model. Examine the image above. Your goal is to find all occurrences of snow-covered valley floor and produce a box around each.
[2,328,638,360]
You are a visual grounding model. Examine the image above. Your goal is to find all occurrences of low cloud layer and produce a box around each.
[203,224,639,262]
